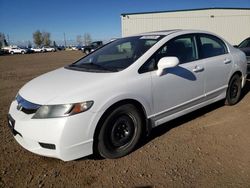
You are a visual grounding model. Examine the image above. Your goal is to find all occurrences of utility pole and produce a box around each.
[7,34,10,45]
[64,32,67,47]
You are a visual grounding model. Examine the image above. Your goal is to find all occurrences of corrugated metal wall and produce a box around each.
[121,9,250,45]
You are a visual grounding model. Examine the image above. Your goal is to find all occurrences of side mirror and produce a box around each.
[157,57,179,76]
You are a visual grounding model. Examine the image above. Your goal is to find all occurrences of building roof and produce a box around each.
[121,7,250,16]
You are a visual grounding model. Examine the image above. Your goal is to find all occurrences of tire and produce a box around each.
[10,51,14,55]
[97,104,143,159]
[225,74,242,105]
[21,51,25,54]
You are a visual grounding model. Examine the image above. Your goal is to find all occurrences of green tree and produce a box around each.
[0,33,8,48]
[33,30,43,47]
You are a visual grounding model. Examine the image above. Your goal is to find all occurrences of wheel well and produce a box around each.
[92,99,150,155]
[230,71,243,86]
[232,71,242,78]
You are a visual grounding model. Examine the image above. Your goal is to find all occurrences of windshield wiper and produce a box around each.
[89,63,118,72]
[73,63,117,72]
[67,62,118,72]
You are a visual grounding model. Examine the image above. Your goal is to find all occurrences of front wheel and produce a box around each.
[96,104,143,159]
[225,74,242,105]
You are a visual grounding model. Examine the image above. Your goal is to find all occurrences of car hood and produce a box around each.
[19,67,117,105]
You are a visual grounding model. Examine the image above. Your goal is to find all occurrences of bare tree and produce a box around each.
[76,35,82,46]
[83,33,92,46]
[33,30,43,47]
[53,41,57,47]
[27,41,32,48]
[42,32,51,46]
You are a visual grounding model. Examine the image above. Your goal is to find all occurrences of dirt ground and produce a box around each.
[0,51,250,188]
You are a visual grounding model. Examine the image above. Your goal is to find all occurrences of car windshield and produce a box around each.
[67,35,163,72]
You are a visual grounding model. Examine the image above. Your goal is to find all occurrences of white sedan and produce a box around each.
[42,47,56,52]
[31,48,43,53]
[8,30,247,161]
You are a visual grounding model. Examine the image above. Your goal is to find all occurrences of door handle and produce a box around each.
[224,58,231,64]
[193,65,204,73]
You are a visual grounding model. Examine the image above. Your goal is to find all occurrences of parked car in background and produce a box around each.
[76,46,83,50]
[7,30,247,161]
[8,47,27,55]
[23,47,34,54]
[42,46,56,52]
[0,49,4,55]
[56,46,65,51]
[81,41,103,54]
[236,37,250,74]
[31,47,43,53]
[72,46,79,51]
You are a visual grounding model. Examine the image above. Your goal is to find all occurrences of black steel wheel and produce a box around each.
[97,104,142,159]
[225,74,242,105]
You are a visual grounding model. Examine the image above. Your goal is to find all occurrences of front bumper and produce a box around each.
[8,100,97,161]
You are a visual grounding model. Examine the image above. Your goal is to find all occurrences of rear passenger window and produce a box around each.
[199,35,228,58]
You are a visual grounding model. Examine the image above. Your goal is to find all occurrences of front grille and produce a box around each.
[20,108,37,114]
[7,114,22,136]
[16,94,41,114]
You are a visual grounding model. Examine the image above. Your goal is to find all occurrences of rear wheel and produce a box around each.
[21,51,25,54]
[225,74,242,105]
[10,51,14,55]
[97,104,143,159]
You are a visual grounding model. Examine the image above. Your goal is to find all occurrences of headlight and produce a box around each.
[32,101,93,119]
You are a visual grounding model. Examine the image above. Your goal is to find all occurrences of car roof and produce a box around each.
[136,29,212,36]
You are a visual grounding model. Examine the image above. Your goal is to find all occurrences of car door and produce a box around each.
[197,34,233,99]
[140,34,206,122]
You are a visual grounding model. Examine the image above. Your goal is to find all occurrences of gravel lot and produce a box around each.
[0,51,250,187]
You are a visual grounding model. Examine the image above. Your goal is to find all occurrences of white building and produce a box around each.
[121,8,250,45]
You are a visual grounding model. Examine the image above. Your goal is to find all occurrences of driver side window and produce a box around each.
[139,35,197,73]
